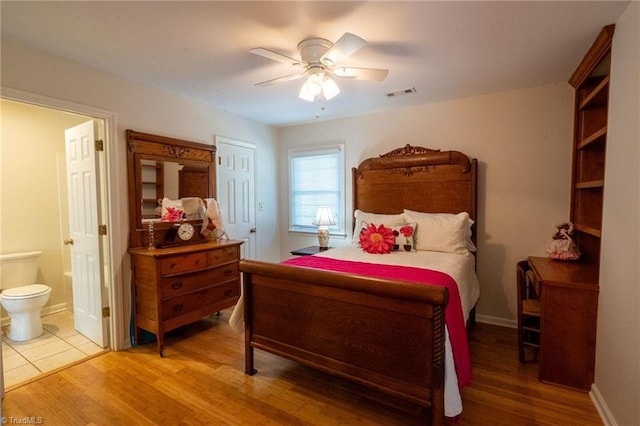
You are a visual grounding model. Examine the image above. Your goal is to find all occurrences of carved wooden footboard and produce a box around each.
[241,259,448,425]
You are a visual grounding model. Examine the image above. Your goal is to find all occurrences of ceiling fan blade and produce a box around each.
[254,71,306,87]
[321,32,366,65]
[249,48,301,66]
[333,66,389,81]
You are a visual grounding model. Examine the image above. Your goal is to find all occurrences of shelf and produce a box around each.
[575,180,604,189]
[578,126,607,150]
[575,223,602,238]
[579,75,610,110]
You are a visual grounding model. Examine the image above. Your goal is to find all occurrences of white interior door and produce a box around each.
[65,120,107,347]
[216,137,256,260]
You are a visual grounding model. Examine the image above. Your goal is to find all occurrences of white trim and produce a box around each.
[1,86,125,351]
[476,314,517,329]
[590,384,617,426]
[215,135,257,150]
[287,142,346,235]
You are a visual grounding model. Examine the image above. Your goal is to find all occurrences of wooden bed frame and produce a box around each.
[240,145,477,425]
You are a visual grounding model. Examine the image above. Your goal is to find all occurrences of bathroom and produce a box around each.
[0,99,106,387]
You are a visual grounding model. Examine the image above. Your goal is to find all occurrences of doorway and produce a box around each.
[215,136,257,260]
[0,94,118,390]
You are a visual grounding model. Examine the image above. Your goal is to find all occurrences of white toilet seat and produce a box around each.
[1,284,50,299]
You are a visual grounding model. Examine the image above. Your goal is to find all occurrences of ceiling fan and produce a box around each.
[250,32,389,102]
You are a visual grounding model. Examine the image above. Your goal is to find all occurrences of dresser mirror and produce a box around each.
[126,129,216,248]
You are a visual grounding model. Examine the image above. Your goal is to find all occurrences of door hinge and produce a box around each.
[98,224,107,235]
[218,156,222,165]
[95,139,104,151]
[102,306,110,318]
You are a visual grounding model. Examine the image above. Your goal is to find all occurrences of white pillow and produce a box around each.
[352,209,405,244]
[403,209,476,254]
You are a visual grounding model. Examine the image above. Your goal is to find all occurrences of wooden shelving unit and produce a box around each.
[524,24,615,391]
[568,24,614,269]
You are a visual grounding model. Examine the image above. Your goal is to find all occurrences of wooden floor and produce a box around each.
[2,310,602,425]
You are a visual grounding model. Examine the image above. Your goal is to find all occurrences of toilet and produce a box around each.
[0,251,52,341]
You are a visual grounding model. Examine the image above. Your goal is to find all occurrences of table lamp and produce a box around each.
[312,207,336,249]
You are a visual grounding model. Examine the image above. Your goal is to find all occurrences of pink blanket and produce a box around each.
[282,255,472,388]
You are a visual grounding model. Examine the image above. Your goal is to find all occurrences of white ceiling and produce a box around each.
[0,1,629,127]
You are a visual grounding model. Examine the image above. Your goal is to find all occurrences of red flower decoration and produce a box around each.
[162,206,184,222]
[359,223,395,254]
[399,225,414,238]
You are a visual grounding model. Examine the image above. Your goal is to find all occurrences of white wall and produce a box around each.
[1,39,280,349]
[279,83,574,323]
[595,3,640,425]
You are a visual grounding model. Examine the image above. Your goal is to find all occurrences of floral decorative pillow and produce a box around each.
[359,223,395,254]
[389,223,417,252]
[358,222,417,253]
[161,198,186,222]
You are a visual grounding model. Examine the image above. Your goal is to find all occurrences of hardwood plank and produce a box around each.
[2,310,602,425]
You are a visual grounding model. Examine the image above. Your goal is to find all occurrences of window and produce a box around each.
[289,144,345,235]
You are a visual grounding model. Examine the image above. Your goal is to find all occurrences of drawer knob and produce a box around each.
[224,289,233,297]
[224,269,233,276]
[171,282,183,290]
[172,303,184,312]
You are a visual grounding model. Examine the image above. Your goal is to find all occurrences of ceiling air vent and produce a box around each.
[386,87,417,97]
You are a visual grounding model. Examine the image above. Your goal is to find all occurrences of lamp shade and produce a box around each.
[322,76,340,100]
[299,73,340,102]
[312,207,336,227]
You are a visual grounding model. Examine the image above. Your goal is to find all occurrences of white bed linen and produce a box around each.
[229,246,480,418]
[314,246,480,323]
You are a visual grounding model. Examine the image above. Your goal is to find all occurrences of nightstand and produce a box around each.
[290,246,332,256]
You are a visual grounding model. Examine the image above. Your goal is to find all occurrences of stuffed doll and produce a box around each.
[546,222,580,260]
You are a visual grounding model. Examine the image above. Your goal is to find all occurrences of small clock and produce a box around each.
[177,223,195,241]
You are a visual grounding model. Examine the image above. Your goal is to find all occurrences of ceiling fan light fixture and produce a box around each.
[322,75,340,100]
[299,74,322,101]
[299,72,340,102]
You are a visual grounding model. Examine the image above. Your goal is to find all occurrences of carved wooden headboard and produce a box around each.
[352,145,478,244]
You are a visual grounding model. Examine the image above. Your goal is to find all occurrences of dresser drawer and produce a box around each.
[159,263,239,298]
[162,280,240,321]
[207,245,239,267]
[160,252,207,275]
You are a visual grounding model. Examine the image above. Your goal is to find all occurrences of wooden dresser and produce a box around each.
[129,240,243,356]
[528,256,599,390]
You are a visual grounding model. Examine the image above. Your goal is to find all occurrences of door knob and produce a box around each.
[64,239,74,245]
[249,228,256,233]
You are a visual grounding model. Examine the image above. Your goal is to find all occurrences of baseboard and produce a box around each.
[476,314,516,329]
[590,383,617,426]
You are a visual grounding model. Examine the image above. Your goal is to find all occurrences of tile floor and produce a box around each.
[2,311,106,389]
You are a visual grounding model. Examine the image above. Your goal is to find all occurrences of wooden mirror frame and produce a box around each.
[126,129,216,248]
